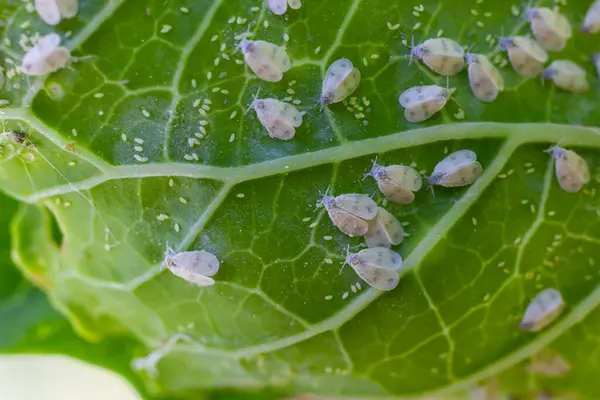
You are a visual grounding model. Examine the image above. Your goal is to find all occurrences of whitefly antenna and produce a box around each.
[339,244,351,274]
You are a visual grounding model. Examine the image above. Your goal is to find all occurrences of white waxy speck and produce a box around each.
[549,146,590,193]
[344,247,403,291]
[180,7,189,13]
[399,85,453,123]
[342,292,349,300]
[317,191,377,237]
[134,138,144,144]
[325,295,333,300]
[466,53,504,102]
[157,214,170,221]
[542,60,589,93]
[229,133,235,142]
[428,149,483,187]
[21,33,71,76]
[230,111,238,119]
[35,0,78,26]
[520,288,565,332]
[134,146,143,152]
[94,93,104,98]
[499,36,548,78]
[240,40,291,82]
[165,248,220,287]
[236,193,245,198]
[174,223,180,233]
[179,197,188,204]
[366,162,422,205]
[320,58,361,106]
[251,98,302,141]
[411,38,465,76]
[142,109,150,117]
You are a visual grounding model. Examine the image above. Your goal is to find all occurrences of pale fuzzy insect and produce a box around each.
[317,192,377,237]
[252,98,302,140]
[399,85,452,123]
[429,149,483,187]
[524,7,572,51]
[35,0,78,26]
[469,378,499,400]
[165,249,220,287]
[268,0,301,15]
[499,36,548,78]
[364,207,404,248]
[321,58,361,105]
[466,53,504,102]
[411,37,465,76]
[550,146,590,193]
[344,247,403,291]
[21,33,71,76]
[542,60,589,93]
[594,53,600,78]
[581,0,600,33]
[526,348,571,377]
[240,40,291,82]
[366,163,422,204]
[520,288,565,332]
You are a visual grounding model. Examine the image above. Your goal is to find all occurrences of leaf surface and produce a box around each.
[1,0,600,398]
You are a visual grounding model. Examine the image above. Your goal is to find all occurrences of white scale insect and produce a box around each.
[35,0,78,26]
[549,146,590,193]
[542,60,589,93]
[366,162,422,204]
[466,53,504,102]
[364,207,404,249]
[164,248,220,287]
[240,40,291,82]
[499,36,548,78]
[344,247,403,291]
[524,7,572,51]
[582,0,600,33]
[21,32,71,76]
[520,288,565,332]
[429,150,483,187]
[526,348,571,377]
[268,0,301,15]
[398,85,453,123]
[410,37,465,76]
[320,58,361,105]
[317,191,377,237]
[251,98,302,140]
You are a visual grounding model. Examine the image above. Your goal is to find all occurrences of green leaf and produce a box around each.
[2,0,600,398]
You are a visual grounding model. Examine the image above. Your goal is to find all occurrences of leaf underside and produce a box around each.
[1,0,600,398]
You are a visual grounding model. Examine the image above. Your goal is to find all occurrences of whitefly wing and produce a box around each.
[57,0,78,18]
[582,0,600,33]
[553,147,590,192]
[353,263,400,291]
[323,58,354,95]
[364,207,404,248]
[169,250,220,276]
[439,161,483,187]
[242,40,291,82]
[356,247,403,271]
[384,165,422,191]
[334,193,377,220]
[520,288,565,332]
[328,208,369,237]
[467,53,504,102]
[330,67,361,103]
[35,0,61,25]
[513,36,549,63]
[261,98,302,127]
[399,85,444,108]
[421,38,465,76]
[433,149,477,175]
[268,0,287,14]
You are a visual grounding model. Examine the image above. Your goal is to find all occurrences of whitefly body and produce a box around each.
[582,0,600,33]
[364,207,404,249]
[321,58,361,105]
[21,33,71,76]
[35,0,78,26]
[319,193,377,237]
[165,250,220,287]
[520,288,565,332]
[411,37,465,76]
[367,163,422,204]
[499,36,548,78]
[399,85,452,123]
[525,7,572,51]
[345,247,403,291]
[252,98,302,140]
[542,60,589,93]
[429,149,483,187]
[268,0,301,15]
[466,53,504,102]
[526,348,571,377]
[241,40,291,82]
[550,146,590,193]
